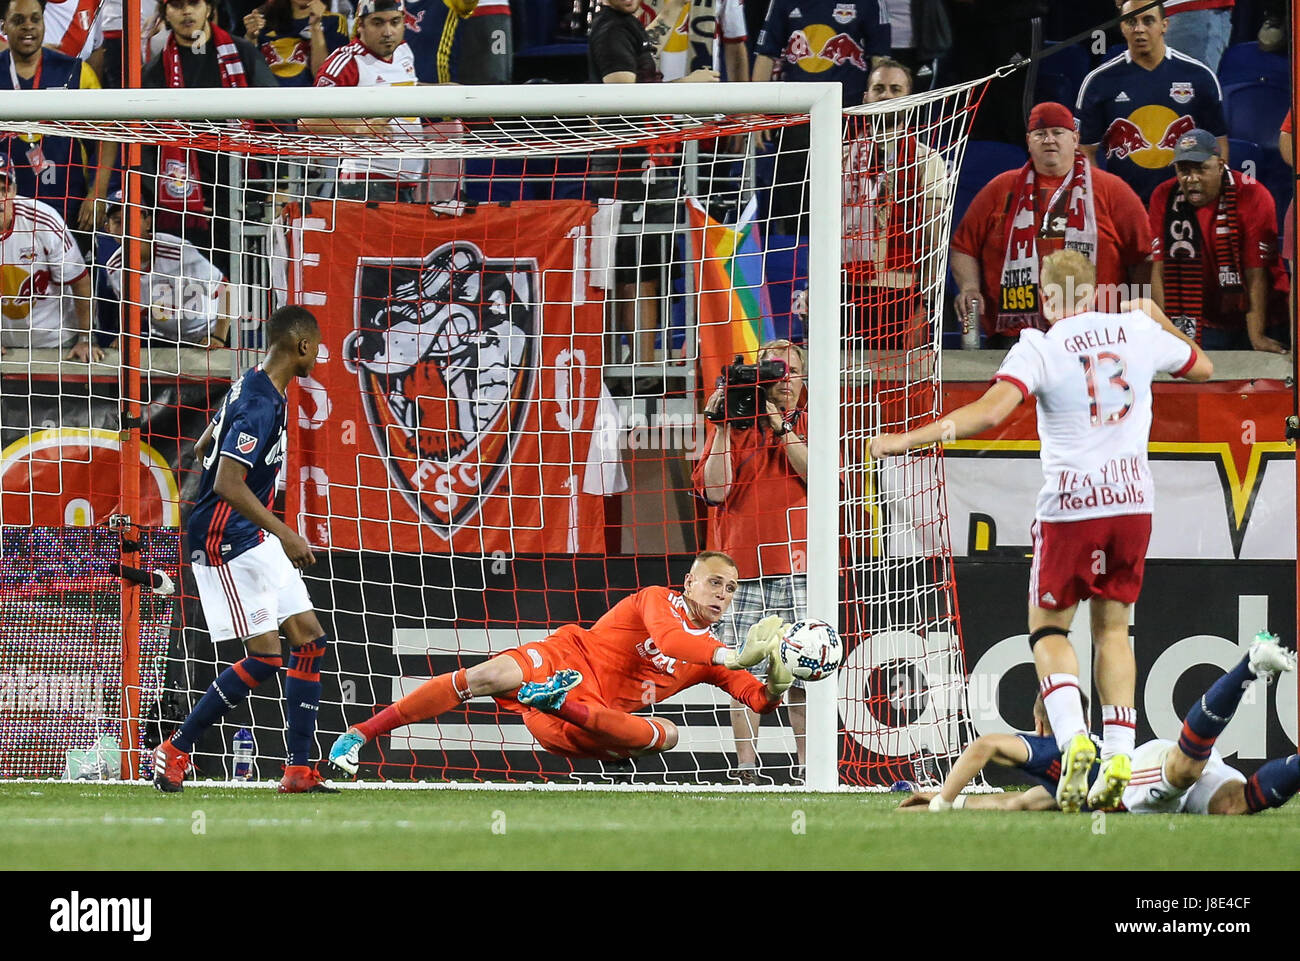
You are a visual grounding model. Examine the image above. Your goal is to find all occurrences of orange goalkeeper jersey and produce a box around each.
[504,586,778,716]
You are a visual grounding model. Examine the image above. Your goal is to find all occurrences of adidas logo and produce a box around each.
[1115,91,1130,102]
[1041,592,1057,605]
[790,6,802,15]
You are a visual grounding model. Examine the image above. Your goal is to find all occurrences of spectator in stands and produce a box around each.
[637,0,749,84]
[0,0,116,233]
[303,0,428,202]
[242,0,348,86]
[879,0,948,92]
[143,0,277,88]
[402,0,470,84]
[693,339,809,784]
[39,0,106,80]
[101,198,234,349]
[951,101,1152,347]
[842,58,948,350]
[752,0,891,235]
[1077,0,1226,204]
[1143,0,1233,74]
[588,0,717,370]
[1148,128,1288,353]
[142,0,276,274]
[0,156,99,361]
[402,0,513,85]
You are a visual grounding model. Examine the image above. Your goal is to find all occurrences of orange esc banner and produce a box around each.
[277,200,607,555]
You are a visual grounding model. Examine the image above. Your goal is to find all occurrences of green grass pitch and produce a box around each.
[2,783,1297,870]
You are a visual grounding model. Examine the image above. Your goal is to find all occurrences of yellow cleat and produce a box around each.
[1055,733,1096,813]
[1086,752,1132,811]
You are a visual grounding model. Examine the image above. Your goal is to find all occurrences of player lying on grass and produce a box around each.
[898,634,1297,815]
[871,249,1213,815]
[328,551,794,772]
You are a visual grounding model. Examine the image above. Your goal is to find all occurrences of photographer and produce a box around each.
[692,339,808,783]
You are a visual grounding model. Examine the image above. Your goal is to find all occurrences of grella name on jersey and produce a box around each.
[1062,326,1128,353]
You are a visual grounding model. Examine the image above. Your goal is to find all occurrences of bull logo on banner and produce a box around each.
[342,240,539,540]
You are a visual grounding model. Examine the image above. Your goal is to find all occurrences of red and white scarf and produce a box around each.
[162,23,248,89]
[157,24,247,218]
[843,128,923,286]
[997,152,1098,334]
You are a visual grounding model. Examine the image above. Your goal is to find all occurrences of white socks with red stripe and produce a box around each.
[1101,704,1137,759]
[1040,674,1089,754]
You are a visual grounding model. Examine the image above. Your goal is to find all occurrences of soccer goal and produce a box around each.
[0,77,985,789]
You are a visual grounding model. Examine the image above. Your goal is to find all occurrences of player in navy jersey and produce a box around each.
[899,695,1100,812]
[900,635,1298,816]
[154,305,338,794]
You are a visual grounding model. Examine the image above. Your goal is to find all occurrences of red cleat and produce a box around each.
[278,765,339,794]
[152,739,191,793]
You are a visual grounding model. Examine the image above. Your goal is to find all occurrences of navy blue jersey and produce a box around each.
[187,366,288,566]
[402,0,464,85]
[756,0,891,107]
[1076,47,1225,203]
[1017,733,1101,794]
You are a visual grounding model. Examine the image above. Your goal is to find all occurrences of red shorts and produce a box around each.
[1029,514,1152,610]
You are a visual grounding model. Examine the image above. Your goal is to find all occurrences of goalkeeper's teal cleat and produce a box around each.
[1055,733,1096,814]
[328,727,366,775]
[516,669,583,712]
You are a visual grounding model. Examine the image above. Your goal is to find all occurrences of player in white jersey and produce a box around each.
[0,155,98,361]
[871,249,1213,813]
[104,204,231,347]
[303,0,426,200]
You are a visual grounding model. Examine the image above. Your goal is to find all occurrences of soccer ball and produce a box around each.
[778,619,843,681]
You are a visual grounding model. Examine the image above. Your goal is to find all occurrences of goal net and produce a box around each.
[0,79,985,788]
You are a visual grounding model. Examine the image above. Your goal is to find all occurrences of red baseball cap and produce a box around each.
[1028,101,1076,132]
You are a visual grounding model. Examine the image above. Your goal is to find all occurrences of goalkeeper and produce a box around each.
[328,551,794,771]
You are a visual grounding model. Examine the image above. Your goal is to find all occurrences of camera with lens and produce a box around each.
[706,355,789,430]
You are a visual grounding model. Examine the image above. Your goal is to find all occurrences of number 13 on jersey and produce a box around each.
[1078,352,1133,426]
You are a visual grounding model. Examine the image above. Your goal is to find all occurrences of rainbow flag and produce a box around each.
[686,196,776,384]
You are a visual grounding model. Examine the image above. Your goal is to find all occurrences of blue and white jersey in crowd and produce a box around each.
[1076,46,1225,202]
[187,366,288,566]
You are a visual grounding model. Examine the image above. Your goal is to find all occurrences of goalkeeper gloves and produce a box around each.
[724,614,787,670]
[766,645,794,697]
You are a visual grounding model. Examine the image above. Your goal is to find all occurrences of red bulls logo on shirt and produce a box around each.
[1104,106,1195,169]
[781,24,865,72]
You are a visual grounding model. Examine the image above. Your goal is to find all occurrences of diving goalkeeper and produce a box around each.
[328,551,793,771]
